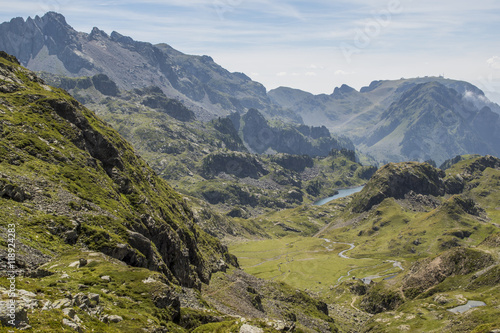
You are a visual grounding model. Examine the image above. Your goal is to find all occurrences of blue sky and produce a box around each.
[1,0,500,102]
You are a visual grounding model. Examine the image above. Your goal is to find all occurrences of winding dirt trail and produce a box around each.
[320,238,404,284]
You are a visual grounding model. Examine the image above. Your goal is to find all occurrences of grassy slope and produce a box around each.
[0,53,230,278]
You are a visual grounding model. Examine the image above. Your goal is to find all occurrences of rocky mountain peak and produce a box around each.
[88,26,109,40]
[39,11,69,25]
[110,30,135,45]
[332,84,356,98]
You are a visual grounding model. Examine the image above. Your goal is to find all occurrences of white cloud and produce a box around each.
[276,72,288,76]
[487,56,500,70]
[334,70,349,76]
[305,72,317,76]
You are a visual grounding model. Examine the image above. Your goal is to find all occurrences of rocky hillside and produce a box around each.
[349,161,447,213]
[269,78,500,165]
[190,149,375,218]
[330,156,500,331]
[0,12,297,122]
[0,51,234,287]
[0,53,340,332]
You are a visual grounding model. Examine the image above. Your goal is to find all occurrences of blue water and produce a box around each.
[448,301,486,314]
[313,185,365,206]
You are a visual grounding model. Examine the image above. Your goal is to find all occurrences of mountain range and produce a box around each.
[35,71,367,218]
[1,11,500,333]
[0,12,296,122]
[1,12,499,165]
[269,78,500,165]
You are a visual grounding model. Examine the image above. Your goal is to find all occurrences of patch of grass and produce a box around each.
[191,320,241,333]
[231,236,398,297]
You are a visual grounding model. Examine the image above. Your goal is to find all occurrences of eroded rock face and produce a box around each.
[141,89,195,122]
[202,269,335,332]
[240,108,349,156]
[0,179,30,202]
[270,153,314,172]
[445,155,500,194]
[151,284,181,322]
[359,286,402,314]
[0,13,93,73]
[91,74,119,96]
[459,155,500,177]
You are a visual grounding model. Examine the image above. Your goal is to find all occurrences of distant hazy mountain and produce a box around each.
[269,78,500,165]
[0,12,297,122]
[2,12,498,165]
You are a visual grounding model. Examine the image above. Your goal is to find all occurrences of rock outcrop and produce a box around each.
[201,151,268,179]
[350,162,446,213]
[270,153,314,172]
[350,156,500,213]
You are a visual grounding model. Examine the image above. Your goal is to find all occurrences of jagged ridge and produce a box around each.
[0,12,297,122]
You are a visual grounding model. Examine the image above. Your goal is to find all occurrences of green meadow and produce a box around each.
[230,236,403,295]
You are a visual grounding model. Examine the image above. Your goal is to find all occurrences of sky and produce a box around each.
[1,0,500,103]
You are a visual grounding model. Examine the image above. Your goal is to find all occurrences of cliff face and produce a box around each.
[0,13,84,71]
[240,108,353,156]
[0,51,235,289]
